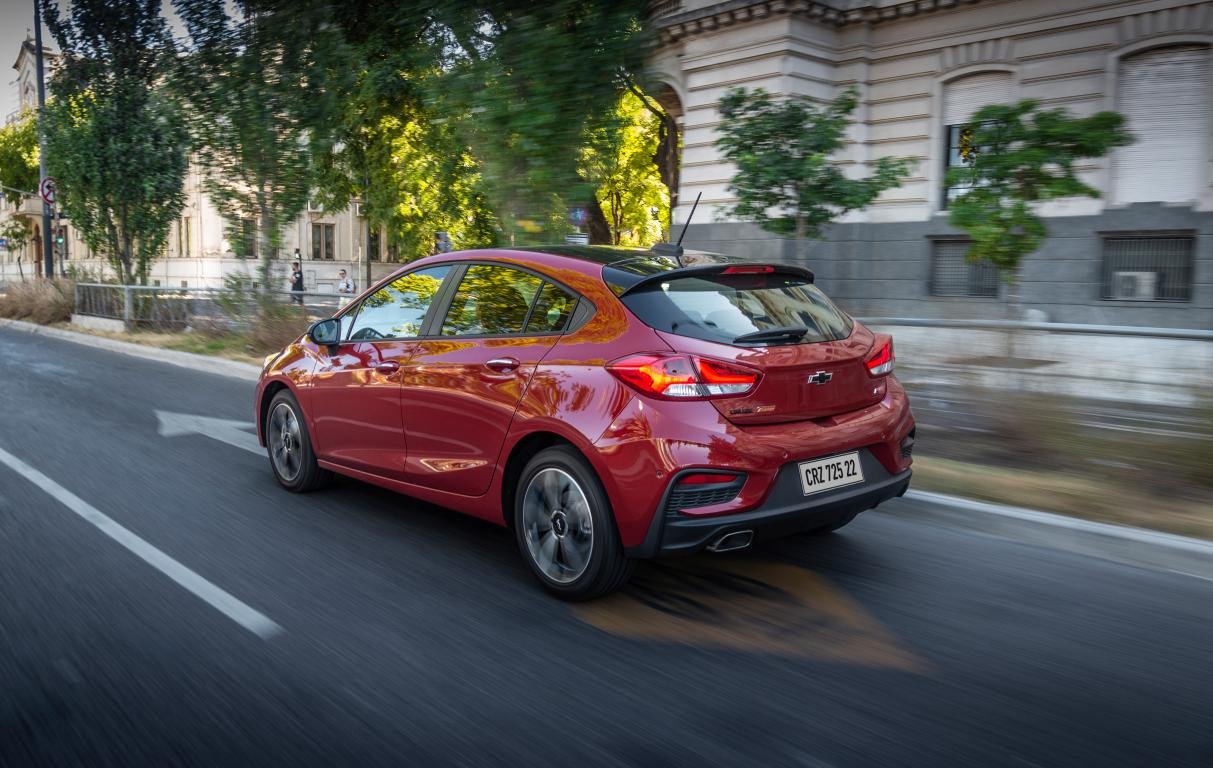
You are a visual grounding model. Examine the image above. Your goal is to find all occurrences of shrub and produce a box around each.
[0,279,75,324]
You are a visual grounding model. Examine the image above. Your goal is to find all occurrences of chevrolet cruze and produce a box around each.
[255,246,915,599]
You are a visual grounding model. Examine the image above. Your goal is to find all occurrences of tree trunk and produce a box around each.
[794,214,808,261]
[257,191,273,294]
[586,197,611,245]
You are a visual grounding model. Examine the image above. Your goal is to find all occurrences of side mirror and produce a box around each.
[307,318,341,347]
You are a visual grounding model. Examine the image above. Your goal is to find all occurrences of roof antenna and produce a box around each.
[652,192,701,266]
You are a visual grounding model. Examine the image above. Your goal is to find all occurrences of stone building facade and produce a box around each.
[650,0,1213,327]
[0,39,394,294]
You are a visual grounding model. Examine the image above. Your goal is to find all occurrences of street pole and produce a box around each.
[33,0,53,279]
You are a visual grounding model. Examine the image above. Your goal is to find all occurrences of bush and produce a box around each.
[0,279,75,324]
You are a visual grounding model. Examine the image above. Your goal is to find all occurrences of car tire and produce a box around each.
[514,446,633,600]
[265,389,331,493]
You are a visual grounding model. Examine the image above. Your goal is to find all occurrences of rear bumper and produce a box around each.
[626,448,911,558]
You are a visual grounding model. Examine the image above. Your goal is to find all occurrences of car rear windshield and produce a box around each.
[620,271,853,346]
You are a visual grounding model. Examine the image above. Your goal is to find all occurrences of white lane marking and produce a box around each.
[903,489,1213,555]
[0,445,282,639]
[156,410,263,456]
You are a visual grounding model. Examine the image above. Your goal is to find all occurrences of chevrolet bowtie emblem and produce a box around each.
[807,371,833,385]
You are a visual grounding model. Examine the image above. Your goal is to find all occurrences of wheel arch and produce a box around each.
[499,430,598,532]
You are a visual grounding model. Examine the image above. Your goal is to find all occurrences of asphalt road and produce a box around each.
[1,325,1211,767]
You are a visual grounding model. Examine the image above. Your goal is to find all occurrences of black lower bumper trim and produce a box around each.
[627,449,911,557]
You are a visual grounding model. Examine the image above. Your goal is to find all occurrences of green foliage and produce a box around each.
[0,110,39,205]
[716,87,914,247]
[0,218,32,253]
[945,100,1133,277]
[42,0,188,285]
[582,90,669,246]
[431,0,653,237]
[172,0,353,284]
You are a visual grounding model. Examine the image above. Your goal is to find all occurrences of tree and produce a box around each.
[0,109,39,205]
[431,0,653,241]
[716,87,914,258]
[945,100,1132,281]
[42,0,188,285]
[172,0,351,287]
[581,90,669,246]
[312,0,498,264]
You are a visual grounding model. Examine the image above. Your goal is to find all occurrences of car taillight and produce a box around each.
[607,354,760,400]
[866,336,894,376]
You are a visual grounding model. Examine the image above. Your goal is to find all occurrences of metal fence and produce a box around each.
[74,283,345,331]
[1099,235,1194,302]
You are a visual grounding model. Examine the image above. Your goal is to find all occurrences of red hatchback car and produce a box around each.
[255,246,915,598]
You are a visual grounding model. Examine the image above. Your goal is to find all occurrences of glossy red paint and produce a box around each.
[255,247,914,556]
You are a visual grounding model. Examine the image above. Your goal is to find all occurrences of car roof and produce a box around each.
[505,245,742,292]
[395,245,743,295]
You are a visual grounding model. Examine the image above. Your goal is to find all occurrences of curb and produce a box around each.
[0,318,261,382]
[887,490,1213,581]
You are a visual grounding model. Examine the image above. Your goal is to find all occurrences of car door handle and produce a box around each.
[485,357,520,373]
[375,361,401,374]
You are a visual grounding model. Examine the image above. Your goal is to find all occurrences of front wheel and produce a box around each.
[514,446,633,600]
[265,389,331,492]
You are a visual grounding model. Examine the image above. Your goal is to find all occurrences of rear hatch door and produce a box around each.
[619,265,885,425]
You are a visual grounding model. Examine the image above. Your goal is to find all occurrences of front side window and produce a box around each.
[440,265,544,337]
[621,271,853,346]
[346,265,451,340]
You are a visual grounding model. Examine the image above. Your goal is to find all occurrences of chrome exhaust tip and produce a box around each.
[707,530,754,553]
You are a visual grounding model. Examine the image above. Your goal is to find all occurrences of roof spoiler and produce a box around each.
[618,262,815,297]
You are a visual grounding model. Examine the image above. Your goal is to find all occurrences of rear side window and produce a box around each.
[621,272,852,345]
[441,264,543,336]
[526,282,577,333]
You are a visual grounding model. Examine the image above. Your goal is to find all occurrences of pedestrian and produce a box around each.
[337,268,355,307]
[289,261,304,306]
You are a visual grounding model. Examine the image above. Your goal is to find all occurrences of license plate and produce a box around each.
[798,451,864,496]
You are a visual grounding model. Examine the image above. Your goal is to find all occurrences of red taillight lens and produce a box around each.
[607,354,759,399]
[721,265,775,275]
[677,472,742,486]
[866,336,894,376]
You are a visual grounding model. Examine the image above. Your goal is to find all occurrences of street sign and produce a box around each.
[39,177,57,205]
[567,207,588,227]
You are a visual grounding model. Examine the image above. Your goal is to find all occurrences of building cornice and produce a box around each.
[655,0,988,42]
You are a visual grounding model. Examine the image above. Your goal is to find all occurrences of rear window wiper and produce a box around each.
[732,326,810,344]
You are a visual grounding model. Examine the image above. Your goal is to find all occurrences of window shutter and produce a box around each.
[1114,46,1211,204]
[942,72,1013,126]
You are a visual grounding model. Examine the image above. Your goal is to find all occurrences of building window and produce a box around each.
[1113,46,1211,204]
[177,217,191,258]
[941,72,1012,209]
[930,239,999,297]
[311,223,335,260]
[1100,234,1193,302]
[232,218,256,259]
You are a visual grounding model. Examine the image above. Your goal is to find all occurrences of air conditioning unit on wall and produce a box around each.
[1112,271,1157,300]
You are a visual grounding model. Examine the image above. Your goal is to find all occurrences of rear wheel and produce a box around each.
[514,446,633,600]
[265,389,331,492]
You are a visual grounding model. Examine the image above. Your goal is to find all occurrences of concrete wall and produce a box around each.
[681,200,1213,327]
